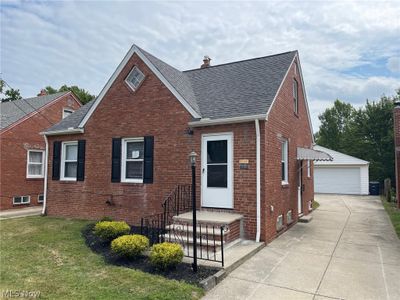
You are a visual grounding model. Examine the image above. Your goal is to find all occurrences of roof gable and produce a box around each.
[0,91,71,131]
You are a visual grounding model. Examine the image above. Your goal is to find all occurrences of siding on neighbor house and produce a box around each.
[0,93,81,210]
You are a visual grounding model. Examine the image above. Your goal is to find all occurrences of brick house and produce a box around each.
[42,44,330,243]
[394,101,400,208]
[0,91,81,210]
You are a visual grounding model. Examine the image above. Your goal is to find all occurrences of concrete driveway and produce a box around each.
[204,195,400,300]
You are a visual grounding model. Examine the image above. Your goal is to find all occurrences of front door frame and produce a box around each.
[201,132,234,209]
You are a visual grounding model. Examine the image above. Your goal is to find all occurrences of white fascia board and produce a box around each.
[265,52,315,143]
[41,128,84,136]
[78,45,200,128]
[188,114,266,127]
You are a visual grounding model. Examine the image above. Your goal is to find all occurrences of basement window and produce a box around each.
[276,214,284,231]
[38,194,44,203]
[125,66,145,91]
[287,210,293,224]
[13,196,30,205]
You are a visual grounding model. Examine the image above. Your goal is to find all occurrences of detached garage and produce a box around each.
[314,145,369,195]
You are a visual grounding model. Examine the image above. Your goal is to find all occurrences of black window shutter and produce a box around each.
[143,136,154,184]
[52,141,61,180]
[111,138,122,182]
[77,140,86,181]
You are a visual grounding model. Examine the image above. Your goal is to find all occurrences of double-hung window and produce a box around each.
[307,160,311,178]
[61,141,78,180]
[281,139,288,184]
[27,150,45,178]
[293,79,298,114]
[121,138,144,183]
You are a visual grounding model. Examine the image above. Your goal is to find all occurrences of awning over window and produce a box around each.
[297,147,333,161]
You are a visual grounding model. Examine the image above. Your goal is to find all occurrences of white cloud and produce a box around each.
[1,0,399,132]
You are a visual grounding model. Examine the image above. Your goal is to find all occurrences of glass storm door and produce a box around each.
[201,133,233,208]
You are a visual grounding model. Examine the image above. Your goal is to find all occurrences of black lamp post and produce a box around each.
[189,151,198,273]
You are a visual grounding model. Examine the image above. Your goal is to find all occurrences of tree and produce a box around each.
[316,90,399,184]
[0,79,22,102]
[316,100,356,152]
[43,85,95,104]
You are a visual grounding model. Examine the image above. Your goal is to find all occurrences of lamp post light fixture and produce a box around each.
[189,151,198,272]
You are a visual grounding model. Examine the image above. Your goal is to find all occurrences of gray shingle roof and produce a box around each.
[44,46,297,133]
[0,91,68,130]
[44,100,95,132]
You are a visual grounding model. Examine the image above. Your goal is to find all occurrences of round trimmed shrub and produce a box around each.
[111,234,149,258]
[149,242,184,270]
[93,221,130,241]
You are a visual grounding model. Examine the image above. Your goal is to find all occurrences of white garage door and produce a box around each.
[314,167,361,194]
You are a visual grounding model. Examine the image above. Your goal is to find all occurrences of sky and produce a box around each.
[1,0,400,131]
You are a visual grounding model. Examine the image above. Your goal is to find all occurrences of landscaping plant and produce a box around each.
[150,242,184,270]
[93,221,130,241]
[111,234,149,258]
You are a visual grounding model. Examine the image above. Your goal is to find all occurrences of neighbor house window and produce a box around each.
[121,138,144,183]
[60,141,78,180]
[293,79,298,114]
[307,160,311,178]
[38,194,44,203]
[13,196,30,205]
[26,150,45,178]
[63,108,74,119]
[125,66,145,91]
[281,139,288,184]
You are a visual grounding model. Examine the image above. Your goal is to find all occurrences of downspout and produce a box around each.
[255,119,261,242]
[42,134,49,215]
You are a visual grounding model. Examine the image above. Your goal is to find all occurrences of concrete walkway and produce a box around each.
[204,195,400,300]
[0,206,42,219]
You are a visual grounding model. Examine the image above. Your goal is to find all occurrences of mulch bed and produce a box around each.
[82,223,220,285]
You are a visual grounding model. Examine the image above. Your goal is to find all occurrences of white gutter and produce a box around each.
[42,134,49,215]
[255,119,261,242]
[41,128,84,136]
[189,114,266,127]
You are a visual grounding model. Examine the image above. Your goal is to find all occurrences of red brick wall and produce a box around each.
[394,105,400,208]
[0,93,81,210]
[262,58,314,242]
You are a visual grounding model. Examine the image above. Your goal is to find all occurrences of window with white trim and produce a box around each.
[27,150,45,178]
[293,79,298,114]
[307,160,311,178]
[125,66,145,91]
[63,108,74,119]
[61,141,78,180]
[13,196,30,205]
[121,138,144,183]
[38,194,44,203]
[281,139,288,184]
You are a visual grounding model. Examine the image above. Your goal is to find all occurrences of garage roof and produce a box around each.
[314,145,369,166]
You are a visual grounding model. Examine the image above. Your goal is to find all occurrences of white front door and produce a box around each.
[298,161,303,214]
[201,133,233,208]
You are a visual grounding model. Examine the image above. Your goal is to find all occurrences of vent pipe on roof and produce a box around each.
[201,56,211,68]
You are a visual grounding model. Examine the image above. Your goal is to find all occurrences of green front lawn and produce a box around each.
[382,197,400,238]
[0,216,203,300]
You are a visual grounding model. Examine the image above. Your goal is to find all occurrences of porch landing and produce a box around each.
[173,211,243,224]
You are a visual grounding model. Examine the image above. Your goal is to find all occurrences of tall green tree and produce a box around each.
[43,85,95,104]
[316,99,356,152]
[0,79,22,102]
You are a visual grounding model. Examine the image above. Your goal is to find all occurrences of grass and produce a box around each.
[312,200,320,210]
[0,216,203,300]
[381,196,400,238]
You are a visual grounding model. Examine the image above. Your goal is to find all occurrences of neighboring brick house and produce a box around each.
[43,44,330,243]
[0,91,81,210]
[394,101,400,208]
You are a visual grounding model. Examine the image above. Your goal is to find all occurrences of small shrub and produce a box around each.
[149,242,184,270]
[111,234,149,258]
[93,221,130,241]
